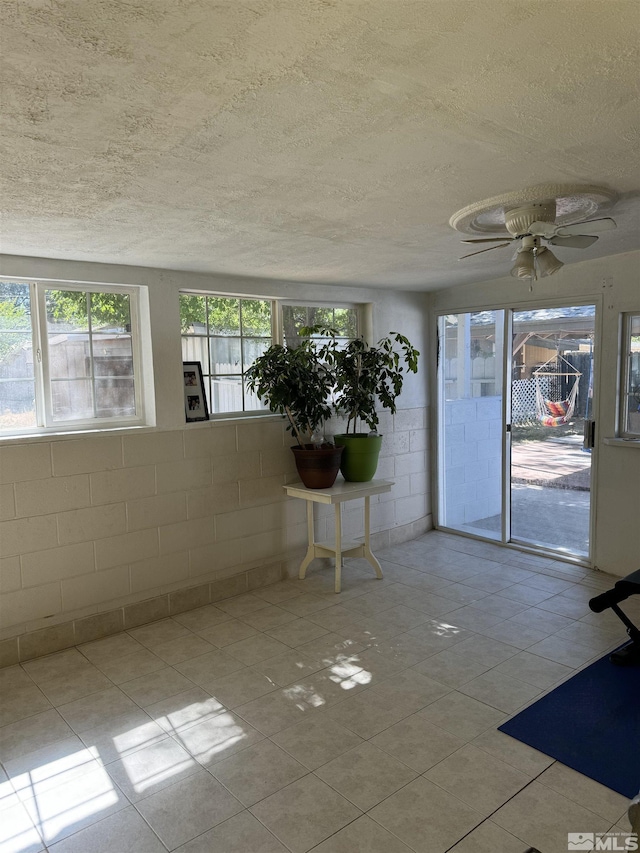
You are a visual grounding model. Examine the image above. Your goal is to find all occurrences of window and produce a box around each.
[179,295,362,417]
[282,304,359,348]
[0,281,146,433]
[180,294,273,415]
[620,313,640,437]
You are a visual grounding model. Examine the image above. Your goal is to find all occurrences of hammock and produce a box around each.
[533,354,581,427]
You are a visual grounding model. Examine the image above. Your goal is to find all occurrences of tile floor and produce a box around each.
[1,531,637,853]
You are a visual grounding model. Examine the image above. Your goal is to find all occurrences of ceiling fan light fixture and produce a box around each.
[536,246,564,277]
[511,248,536,280]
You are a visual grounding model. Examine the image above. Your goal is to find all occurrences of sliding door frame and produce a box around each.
[432,294,603,567]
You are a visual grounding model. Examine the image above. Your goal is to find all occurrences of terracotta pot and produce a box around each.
[291,444,344,489]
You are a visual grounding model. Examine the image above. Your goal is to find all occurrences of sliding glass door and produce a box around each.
[437,304,595,560]
[510,305,594,557]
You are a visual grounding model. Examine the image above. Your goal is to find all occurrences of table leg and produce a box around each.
[363,495,384,579]
[299,501,315,579]
[334,502,342,593]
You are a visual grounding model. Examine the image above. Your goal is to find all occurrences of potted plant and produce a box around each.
[321,330,420,481]
[245,334,343,489]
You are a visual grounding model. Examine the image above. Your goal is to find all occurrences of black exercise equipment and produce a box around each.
[589,569,640,666]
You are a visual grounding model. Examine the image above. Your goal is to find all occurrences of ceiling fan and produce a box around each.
[449,186,619,281]
[459,203,616,278]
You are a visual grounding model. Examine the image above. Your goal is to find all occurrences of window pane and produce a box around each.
[333,308,358,337]
[51,379,93,421]
[182,337,209,369]
[180,295,207,334]
[95,378,136,417]
[210,338,241,374]
[90,292,130,332]
[624,314,640,435]
[241,300,271,336]
[242,338,270,370]
[93,356,134,377]
[46,290,89,332]
[0,380,36,429]
[0,284,35,432]
[210,375,243,414]
[282,304,358,346]
[0,333,33,379]
[208,298,240,335]
[282,305,308,346]
[48,335,91,379]
[244,381,269,412]
[309,306,333,328]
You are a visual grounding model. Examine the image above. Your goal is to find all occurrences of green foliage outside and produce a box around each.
[46,290,131,331]
[0,296,31,364]
[282,305,357,348]
[180,295,271,336]
[1,284,135,371]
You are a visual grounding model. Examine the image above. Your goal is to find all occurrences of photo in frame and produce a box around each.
[183,361,209,422]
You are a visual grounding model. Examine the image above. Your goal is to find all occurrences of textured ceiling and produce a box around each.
[1,0,639,290]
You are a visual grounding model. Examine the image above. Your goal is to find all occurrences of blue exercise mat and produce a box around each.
[498,648,640,798]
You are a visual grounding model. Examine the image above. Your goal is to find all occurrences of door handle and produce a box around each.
[583,419,596,450]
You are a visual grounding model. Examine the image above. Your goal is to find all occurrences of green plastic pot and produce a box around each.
[333,433,383,482]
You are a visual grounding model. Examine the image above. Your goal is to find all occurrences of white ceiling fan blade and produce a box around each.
[459,243,511,260]
[461,237,514,244]
[556,217,617,236]
[549,234,599,249]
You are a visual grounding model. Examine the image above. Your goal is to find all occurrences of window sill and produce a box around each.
[0,424,152,445]
[603,437,640,449]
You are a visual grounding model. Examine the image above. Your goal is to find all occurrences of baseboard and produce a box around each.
[1,514,432,668]
[0,560,286,669]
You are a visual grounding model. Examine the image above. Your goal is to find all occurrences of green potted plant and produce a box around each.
[245,334,343,489]
[323,331,420,481]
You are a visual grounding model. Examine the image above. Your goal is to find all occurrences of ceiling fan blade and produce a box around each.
[459,243,511,259]
[461,237,513,244]
[549,234,599,249]
[556,217,617,237]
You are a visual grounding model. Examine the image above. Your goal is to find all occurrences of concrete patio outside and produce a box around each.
[465,434,592,556]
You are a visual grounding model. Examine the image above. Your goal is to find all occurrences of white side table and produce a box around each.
[283,479,394,593]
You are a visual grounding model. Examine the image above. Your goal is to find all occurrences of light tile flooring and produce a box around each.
[1,531,638,853]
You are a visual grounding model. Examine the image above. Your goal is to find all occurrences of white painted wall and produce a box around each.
[430,250,640,578]
[0,255,430,637]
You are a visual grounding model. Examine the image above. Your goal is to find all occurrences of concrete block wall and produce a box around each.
[0,406,430,661]
[442,396,502,526]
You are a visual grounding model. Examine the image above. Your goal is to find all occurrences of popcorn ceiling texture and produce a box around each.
[1,1,638,288]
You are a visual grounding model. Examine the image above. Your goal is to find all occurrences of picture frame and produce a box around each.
[183,361,209,422]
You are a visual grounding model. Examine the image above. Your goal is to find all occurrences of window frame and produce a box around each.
[619,311,640,438]
[0,278,147,436]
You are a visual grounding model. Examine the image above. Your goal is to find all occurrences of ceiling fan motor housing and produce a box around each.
[505,203,556,237]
